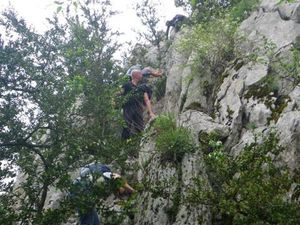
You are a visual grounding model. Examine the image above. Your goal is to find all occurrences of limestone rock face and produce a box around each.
[178,110,230,141]
[135,110,232,225]
[134,1,300,224]
[276,112,300,171]
[164,32,189,115]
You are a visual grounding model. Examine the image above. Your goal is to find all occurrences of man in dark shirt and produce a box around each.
[121,70,155,139]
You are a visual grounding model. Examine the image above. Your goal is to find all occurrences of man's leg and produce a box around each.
[79,209,93,225]
[132,107,144,133]
[79,208,100,225]
[122,107,134,139]
[92,208,100,225]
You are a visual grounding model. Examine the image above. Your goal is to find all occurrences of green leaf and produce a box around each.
[190,0,198,8]
[54,1,63,5]
[73,1,78,8]
[56,6,62,13]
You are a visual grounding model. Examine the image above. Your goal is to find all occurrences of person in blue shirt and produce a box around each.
[70,163,135,225]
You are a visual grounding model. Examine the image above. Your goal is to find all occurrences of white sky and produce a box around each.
[0,0,186,45]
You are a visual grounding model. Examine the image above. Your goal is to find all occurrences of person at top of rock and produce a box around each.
[165,14,187,39]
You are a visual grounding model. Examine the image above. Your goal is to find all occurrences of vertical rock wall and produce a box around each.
[135,1,300,224]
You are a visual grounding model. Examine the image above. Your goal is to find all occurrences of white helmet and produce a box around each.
[126,64,142,76]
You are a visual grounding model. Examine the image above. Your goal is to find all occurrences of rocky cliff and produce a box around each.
[133,0,300,224]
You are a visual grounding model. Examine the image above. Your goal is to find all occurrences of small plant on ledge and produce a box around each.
[153,114,196,164]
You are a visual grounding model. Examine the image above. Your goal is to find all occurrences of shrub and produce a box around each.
[153,115,195,163]
[188,131,300,224]
[153,76,167,101]
[178,0,262,79]
[179,15,237,77]
[230,0,261,22]
[270,46,300,86]
[153,114,177,132]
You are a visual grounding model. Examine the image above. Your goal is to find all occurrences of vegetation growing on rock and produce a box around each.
[189,131,300,224]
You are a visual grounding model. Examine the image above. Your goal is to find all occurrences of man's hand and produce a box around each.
[153,69,164,77]
[149,112,156,120]
[117,182,136,198]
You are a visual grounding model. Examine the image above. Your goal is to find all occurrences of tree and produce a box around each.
[0,1,126,224]
[174,0,259,23]
[135,0,163,48]
[134,0,165,67]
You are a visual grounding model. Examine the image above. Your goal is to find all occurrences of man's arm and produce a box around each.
[116,180,136,196]
[150,69,163,77]
[143,67,163,78]
[123,181,136,194]
[144,92,155,119]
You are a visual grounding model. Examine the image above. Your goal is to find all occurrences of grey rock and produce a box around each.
[293,4,300,23]
[164,32,189,115]
[260,0,279,11]
[245,100,272,127]
[285,86,300,112]
[238,4,300,54]
[230,127,269,157]
[178,110,230,141]
[276,111,300,171]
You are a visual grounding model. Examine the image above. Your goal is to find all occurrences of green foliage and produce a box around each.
[165,189,181,222]
[277,0,297,4]
[271,47,300,86]
[135,0,164,47]
[153,115,195,163]
[174,0,192,11]
[244,74,279,101]
[181,14,228,70]
[0,193,16,225]
[153,76,167,101]
[244,40,299,124]
[241,37,277,65]
[67,170,137,225]
[175,0,260,22]
[189,131,300,224]
[132,0,166,68]
[178,0,261,83]
[230,0,261,22]
[123,44,150,69]
[164,165,182,223]
[153,114,177,132]
[199,131,223,154]
[100,193,137,225]
[0,0,132,224]
[180,14,237,76]
[191,1,229,23]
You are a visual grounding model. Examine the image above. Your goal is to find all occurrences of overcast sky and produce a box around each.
[0,0,186,45]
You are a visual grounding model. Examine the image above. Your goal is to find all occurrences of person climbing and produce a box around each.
[121,69,155,139]
[165,14,187,39]
[70,163,135,225]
